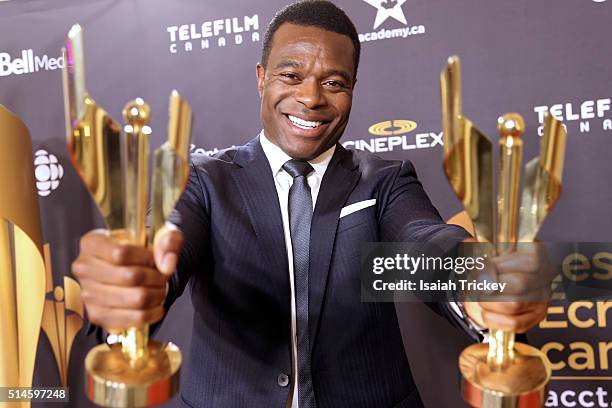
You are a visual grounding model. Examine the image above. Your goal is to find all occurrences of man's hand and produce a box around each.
[72,227,183,331]
[463,243,555,334]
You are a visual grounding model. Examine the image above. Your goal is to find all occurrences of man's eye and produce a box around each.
[280,73,299,81]
[323,80,344,89]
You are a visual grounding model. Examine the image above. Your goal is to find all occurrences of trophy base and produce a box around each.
[85,340,181,407]
[459,342,551,408]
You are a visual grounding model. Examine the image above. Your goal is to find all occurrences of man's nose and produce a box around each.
[294,78,326,109]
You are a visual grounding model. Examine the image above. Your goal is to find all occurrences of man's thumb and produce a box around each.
[153,223,183,276]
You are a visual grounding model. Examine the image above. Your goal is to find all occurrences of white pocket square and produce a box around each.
[339,199,376,218]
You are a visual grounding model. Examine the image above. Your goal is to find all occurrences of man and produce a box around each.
[73,1,549,407]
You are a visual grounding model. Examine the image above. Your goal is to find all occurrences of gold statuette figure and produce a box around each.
[0,106,47,408]
[62,24,192,407]
[441,56,567,408]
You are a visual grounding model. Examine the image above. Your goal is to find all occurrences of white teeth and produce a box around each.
[288,115,323,129]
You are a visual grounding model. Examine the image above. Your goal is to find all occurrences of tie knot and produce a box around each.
[282,159,313,178]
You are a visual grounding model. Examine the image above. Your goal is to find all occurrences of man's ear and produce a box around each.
[256,63,265,98]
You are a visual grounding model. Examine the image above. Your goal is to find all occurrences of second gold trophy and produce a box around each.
[441,56,566,408]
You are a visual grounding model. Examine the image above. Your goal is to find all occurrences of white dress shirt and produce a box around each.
[259,131,335,408]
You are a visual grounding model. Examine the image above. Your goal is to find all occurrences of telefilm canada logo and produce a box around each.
[166,14,260,55]
[358,0,426,43]
[0,49,64,77]
[342,119,444,153]
[533,97,611,135]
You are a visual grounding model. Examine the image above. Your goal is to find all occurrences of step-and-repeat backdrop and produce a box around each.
[1,0,610,406]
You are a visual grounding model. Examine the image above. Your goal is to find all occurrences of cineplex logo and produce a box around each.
[342,119,443,152]
[359,0,426,43]
[166,14,260,54]
[0,49,64,77]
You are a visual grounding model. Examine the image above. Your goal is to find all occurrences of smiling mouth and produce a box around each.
[286,114,327,130]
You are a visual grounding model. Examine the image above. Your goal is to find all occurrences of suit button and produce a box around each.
[277,373,290,387]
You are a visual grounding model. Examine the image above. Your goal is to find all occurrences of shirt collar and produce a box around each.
[259,130,335,178]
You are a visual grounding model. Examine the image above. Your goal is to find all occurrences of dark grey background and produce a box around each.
[1,0,610,406]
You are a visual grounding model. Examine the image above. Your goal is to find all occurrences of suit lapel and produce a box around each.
[309,145,360,348]
[231,137,289,295]
[232,138,360,351]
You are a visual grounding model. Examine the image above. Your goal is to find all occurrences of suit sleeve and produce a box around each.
[379,160,469,245]
[163,160,212,311]
[379,160,483,341]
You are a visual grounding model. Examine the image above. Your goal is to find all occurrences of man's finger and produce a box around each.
[80,280,167,309]
[478,301,543,316]
[73,258,167,288]
[494,252,540,275]
[494,245,555,277]
[80,229,155,267]
[481,305,548,333]
[86,304,165,329]
[490,272,550,296]
[477,292,549,303]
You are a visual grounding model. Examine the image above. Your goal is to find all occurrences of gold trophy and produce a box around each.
[440,56,567,407]
[62,24,192,407]
[0,106,47,408]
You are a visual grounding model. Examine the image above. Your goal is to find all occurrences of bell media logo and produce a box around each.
[34,150,64,197]
[359,0,426,43]
[343,119,443,152]
[0,50,64,77]
[166,14,260,55]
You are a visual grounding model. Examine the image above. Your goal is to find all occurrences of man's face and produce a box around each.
[257,23,356,161]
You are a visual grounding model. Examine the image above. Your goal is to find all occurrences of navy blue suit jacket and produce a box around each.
[165,136,471,407]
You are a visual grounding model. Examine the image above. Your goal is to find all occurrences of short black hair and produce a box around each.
[261,0,361,78]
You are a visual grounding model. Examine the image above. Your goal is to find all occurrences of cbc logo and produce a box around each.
[34,150,64,197]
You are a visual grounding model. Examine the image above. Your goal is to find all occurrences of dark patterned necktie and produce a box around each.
[282,159,316,408]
